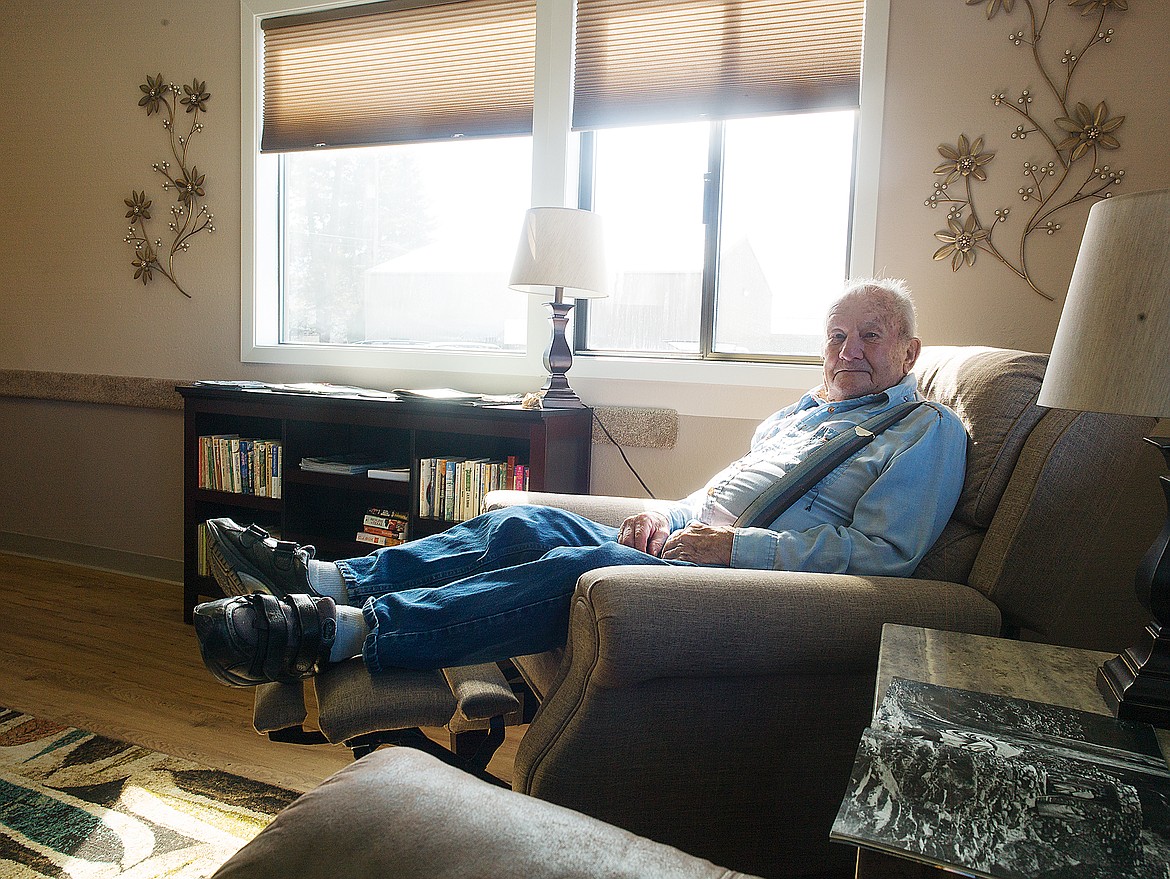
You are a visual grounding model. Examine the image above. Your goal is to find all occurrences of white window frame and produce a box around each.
[239,0,889,417]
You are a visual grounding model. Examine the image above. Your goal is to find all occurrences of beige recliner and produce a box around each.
[250,346,1150,879]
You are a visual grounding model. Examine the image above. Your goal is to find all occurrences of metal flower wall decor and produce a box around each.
[122,75,215,298]
[928,0,1129,300]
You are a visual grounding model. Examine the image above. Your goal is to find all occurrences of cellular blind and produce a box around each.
[261,0,537,152]
[573,0,866,130]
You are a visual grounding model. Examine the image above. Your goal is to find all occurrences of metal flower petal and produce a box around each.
[181,79,211,113]
[933,215,990,271]
[934,135,995,185]
[138,73,168,116]
[1054,101,1124,160]
[175,167,207,205]
[967,0,1015,19]
[124,190,152,221]
[132,255,155,284]
[1068,0,1127,15]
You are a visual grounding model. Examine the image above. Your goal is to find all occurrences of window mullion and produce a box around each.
[276,154,287,344]
[572,130,595,353]
[698,122,723,358]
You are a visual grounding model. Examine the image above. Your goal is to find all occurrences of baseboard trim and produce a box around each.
[0,532,182,584]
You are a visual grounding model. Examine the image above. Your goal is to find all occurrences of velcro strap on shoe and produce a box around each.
[244,523,271,542]
[285,593,336,676]
[246,594,271,681]
[250,593,292,683]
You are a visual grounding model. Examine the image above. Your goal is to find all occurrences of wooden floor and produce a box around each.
[0,552,522,793]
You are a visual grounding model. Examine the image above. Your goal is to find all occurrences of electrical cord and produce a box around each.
[588,407,656,499]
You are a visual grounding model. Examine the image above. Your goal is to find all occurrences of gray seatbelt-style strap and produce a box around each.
[733,400,925,529]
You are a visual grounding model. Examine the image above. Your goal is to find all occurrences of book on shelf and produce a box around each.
[418,459,435,518]
[198,435,282,498]
[830,677,1170,879]
[362,508,401,530]
[355,530,400,547]
[417,455,528,523]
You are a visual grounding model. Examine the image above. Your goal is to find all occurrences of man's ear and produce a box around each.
[903,337,922,374]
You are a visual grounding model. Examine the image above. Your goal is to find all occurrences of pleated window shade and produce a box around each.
[573,0,866,130]
[261,0,537,152]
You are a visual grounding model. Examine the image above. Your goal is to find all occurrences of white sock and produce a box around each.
[307,560,350,604]
[329,605,370,663]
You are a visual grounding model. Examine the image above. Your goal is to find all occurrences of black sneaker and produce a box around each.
[193,592,337,687]
[205,519,317,599]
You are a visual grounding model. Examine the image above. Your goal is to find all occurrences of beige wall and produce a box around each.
[0,0,1166,650]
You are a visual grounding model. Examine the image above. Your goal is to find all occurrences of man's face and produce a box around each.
[821,293,921,402]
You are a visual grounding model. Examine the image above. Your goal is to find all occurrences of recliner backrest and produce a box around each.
[914,346,1050,585]
[913,345,1150,635]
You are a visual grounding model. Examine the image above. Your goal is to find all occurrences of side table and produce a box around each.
[853,624,1170,878]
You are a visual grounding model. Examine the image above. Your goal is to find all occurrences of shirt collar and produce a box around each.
[803,372,919,410]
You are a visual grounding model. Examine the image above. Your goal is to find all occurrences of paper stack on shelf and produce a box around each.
[368,467,410,482]
[300,453,396,475]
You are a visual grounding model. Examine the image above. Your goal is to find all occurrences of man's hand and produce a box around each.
[661,522,735,566]
[617,511,672,557]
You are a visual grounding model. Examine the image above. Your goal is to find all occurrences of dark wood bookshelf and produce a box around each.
[177,385,592,622]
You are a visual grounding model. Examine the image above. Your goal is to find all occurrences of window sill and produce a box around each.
[243,341,820,419]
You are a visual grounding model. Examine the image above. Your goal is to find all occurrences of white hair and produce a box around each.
[835,277,918,339]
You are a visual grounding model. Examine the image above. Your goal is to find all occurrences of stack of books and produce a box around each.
[418,456,528,522]
[198,434,282,498]
[356,508,409,547]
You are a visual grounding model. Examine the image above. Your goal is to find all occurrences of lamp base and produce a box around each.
[538,298,587,409]
[1097,621,1170,727]
[1099,439,1170,728]
[539,385,587,409]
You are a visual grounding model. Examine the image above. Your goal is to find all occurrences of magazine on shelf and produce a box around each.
[299,453,396,475]
[392,387,482,402]
[831,677,1170,879]
[194,380,399,400]
[367,467,409,482]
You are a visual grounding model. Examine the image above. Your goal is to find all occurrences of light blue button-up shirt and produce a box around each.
[663,374,967,576]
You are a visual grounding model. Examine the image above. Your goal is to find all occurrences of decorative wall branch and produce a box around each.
[927,0,1129,300]
[122,75,215,298]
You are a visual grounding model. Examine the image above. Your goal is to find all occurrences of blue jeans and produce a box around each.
[335,505,682,671]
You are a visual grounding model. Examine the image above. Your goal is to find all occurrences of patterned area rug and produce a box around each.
[0,708,299,878]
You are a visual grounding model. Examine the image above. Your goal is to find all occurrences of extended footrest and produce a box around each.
[251,659,521,780]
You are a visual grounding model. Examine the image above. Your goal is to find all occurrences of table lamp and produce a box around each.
[509,207,609,408]
[1036,187,1170,726]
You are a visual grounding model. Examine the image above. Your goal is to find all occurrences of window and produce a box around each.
[248,0,537,358]
[242,0,888,400]
[581,112,857,359]
[573,0,865,361]
[279,137,532,351]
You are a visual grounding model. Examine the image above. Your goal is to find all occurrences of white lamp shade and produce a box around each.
[1037,188,1170,418]
[508,207,610,299]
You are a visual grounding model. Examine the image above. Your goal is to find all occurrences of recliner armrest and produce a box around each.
[568,565,1002,683]
[484,490,677,528]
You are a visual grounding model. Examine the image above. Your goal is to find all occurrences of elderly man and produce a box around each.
[195,278,967,687]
